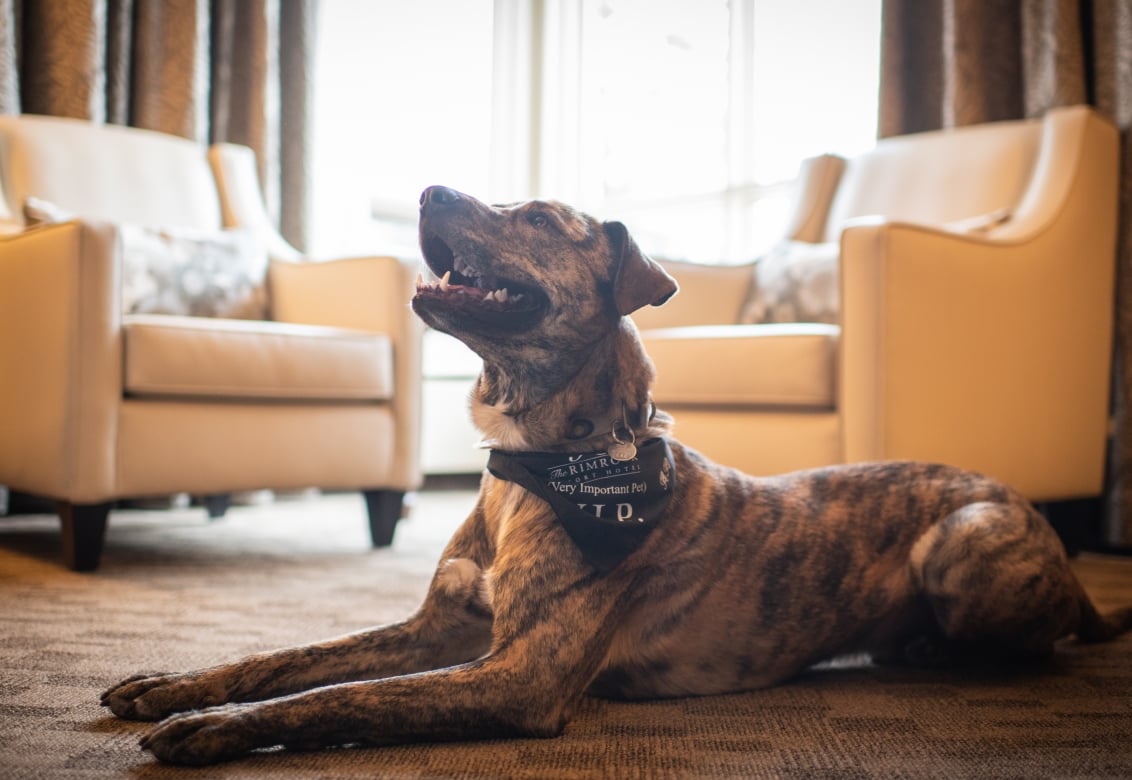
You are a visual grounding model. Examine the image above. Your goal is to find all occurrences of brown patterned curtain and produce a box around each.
[879,0,1132,546]
[0,0,316,250]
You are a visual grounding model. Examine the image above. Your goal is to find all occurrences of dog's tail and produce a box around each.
[1074,579,1132,643]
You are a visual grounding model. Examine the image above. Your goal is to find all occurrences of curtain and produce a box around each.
[0,0,316,250]
[879,0,1132,546]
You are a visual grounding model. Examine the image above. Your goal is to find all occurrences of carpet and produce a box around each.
[1,487,1131,779]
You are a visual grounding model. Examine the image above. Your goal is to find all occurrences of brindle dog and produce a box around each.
[102,186,1132,765]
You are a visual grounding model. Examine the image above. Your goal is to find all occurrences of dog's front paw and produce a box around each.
[100,672,225,721]
[140,705,257,765]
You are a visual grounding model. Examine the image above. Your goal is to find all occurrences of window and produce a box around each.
[567,0,882,261]
[310,0,882,263]
[310,0,495,257]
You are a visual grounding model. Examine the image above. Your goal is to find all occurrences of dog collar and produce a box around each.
[476,399,658,455]
[487,437,676,572]
[562,398,658,453]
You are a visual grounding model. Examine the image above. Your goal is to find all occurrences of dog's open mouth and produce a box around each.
[414,229,546,330]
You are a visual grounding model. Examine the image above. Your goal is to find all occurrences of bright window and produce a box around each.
[309,0,495,257]
[570,0,881,261]
[310,0,881,263]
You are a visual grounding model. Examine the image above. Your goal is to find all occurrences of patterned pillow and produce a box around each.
[739,241,840,325]
[22,196,269,320]
[119,224,268,319]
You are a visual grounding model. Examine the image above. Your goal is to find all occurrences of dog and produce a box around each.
[101,186,1132,765]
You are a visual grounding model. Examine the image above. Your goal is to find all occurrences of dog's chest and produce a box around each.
[472,401,528,450]
[487,439,676,573]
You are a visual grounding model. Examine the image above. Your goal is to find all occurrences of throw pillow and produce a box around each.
[22,196,269,320]
[120,224,269,320]
[739,241,840,325]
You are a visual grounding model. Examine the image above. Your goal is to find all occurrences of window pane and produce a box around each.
[750,0,881,183]
[576,0,881,261]
[309,0,881,263]
[310,0,494,257]
[579,0,732,205]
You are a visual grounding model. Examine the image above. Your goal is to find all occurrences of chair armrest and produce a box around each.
[209,143,304,262]
[269,255,421,333]
[839,217,1115,499]
[0,221,122,501]
[632,259,755,331]
[268,255,425,490]
[783,154,847,243]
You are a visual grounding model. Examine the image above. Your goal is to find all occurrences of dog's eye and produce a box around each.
[528,213,549,228]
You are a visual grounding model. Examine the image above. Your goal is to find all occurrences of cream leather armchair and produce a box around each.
[633,105,1118,503]
[0,115,423,570]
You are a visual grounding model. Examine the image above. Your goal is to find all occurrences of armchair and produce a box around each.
[0,115,423,571]
[633,105,1118,503]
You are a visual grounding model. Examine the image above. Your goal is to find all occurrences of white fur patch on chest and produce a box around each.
[472,401,528,451]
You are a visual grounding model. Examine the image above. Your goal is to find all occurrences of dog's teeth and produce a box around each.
[415,272,425,290]
[496,288,509,302]
[484,290,497,302]
[440,270,451,291]
[513,293,523,302]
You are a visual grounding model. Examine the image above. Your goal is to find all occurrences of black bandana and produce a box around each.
[487,438,676,572]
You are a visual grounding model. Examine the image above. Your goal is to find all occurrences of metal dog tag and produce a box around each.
[608,439,638,462]
[607,407,639,462]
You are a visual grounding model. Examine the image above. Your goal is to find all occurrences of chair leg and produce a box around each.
[202,493,232,520]
[363,490,405,547]
[57,502,113,572]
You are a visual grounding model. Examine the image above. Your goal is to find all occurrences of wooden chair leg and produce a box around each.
[57,502,113,572]
[363,490,405,547]
[202,493,232,520]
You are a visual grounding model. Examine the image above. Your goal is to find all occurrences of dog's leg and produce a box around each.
[137,552,631,765]
[102,548,493,721]
[908,501,1082,663]
[139,654,563,765]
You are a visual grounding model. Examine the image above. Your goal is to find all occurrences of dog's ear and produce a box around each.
[604,221,678,316]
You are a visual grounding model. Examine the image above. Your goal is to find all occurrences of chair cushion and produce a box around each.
[0,114,223,231]
[123,315,393,402]
[642,323,839,409]
[822,114,1043,242]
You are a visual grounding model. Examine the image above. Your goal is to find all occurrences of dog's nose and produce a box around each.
[420,186,461,208]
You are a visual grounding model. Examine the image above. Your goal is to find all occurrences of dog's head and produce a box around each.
[412,186,677,363]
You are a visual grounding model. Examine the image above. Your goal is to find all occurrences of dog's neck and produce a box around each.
[471,319,669,452]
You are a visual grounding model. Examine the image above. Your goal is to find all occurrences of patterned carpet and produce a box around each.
[1,488,1131,779]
